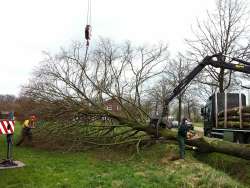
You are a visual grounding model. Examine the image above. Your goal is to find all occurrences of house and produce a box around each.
[103,98,121,113]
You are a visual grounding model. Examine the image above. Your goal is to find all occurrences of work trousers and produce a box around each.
[16,128,32,146]
[178,135,186,159]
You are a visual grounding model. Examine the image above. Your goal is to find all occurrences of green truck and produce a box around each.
[201,93,250,144]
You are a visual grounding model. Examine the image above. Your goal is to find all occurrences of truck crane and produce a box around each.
[151,53,250,138]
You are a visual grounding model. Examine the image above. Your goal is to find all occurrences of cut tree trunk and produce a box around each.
[131,125,250,160]
[47,110,250,160]
[77,112,250,160]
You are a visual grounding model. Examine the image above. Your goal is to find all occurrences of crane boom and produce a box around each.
[152,54,250,130]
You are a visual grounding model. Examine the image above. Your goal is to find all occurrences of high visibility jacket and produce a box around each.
[23,120,30,128]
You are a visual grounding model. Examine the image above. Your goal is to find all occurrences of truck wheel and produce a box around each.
[234,133,244,144]
[245,134,250,144]
[206,131,212,138]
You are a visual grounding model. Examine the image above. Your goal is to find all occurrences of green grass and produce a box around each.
[0,122,249,187]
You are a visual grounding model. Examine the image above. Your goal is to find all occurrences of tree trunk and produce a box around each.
[219,68,225,93]
[178,95,182,126]
[112,111,250,160]
[187,101,191,119]
[154,98,159,117]
[186,136,250,160]
[133,125,250,160]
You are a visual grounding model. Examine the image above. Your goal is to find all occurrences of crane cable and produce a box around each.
[85,0,92,47]
[84,0,92,63]
[86,0,92,25]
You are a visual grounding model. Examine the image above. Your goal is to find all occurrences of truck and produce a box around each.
[150,53,250,141]
[201,93,250,144]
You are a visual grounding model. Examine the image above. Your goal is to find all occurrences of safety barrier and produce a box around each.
[0,113,16,168]
[0,120,15,134]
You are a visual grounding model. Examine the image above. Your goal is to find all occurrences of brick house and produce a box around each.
[103,98,121,113]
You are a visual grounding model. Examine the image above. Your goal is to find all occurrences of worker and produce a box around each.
[178,117,188,159]
[16,115,36,146]
[85,24,91,46]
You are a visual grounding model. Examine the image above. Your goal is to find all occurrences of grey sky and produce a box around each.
[0,0,218,95]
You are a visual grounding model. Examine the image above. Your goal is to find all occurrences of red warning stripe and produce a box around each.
[2,122,8,134]
[8,121,14,133]
[0,120,15,135]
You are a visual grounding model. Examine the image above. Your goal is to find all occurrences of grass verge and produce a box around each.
[0,122,249,187]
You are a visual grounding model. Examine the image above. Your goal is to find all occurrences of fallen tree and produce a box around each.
[31,113,250,160]
[20,39,250,161]
[113,116,250,160]
[161,128,250,160]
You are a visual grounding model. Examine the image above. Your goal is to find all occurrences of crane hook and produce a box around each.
[85,24,91,46]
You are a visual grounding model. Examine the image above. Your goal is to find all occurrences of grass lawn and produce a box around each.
[0,122,249,188]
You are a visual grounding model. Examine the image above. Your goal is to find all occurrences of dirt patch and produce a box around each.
[160,154,179,164]
[160,150,180,164]
[111,180,123,188]
[134,171,147,177]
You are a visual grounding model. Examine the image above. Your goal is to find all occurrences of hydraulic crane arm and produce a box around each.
[209,58,250,73]
[165,56,210,105]
[152,54,250,133]
[164,54,250,107]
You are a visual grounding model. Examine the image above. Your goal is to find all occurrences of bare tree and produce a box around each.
[146,79,169,117]
[22,38,169,146]
[0,95,18,113]
[182,90,203,122]
[163,54,192,124]
[187,0,250,93]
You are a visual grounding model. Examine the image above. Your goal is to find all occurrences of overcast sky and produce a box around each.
[0,0,220,95]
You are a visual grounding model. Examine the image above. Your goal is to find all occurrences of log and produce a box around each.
[187,137,250,160]
[218,121,250,128]
[60,112,250,160]
[218,106,250,117]
[106,114,250,160]
[219,115,250,121]
[218,107,239,117]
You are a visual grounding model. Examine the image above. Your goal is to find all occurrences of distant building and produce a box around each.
[103,98,121,113]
